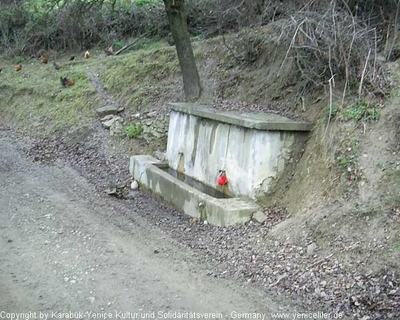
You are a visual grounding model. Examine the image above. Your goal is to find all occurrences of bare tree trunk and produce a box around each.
[163,0,201,101]
[387,0,400,60]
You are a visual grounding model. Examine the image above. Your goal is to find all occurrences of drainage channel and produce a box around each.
[158,165,231,199]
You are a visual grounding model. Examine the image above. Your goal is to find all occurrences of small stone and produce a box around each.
[151,131,163,138]
[252,211,267,224]
[88,296,95,304]
[307,242,317,256]
[96,105,119,117]
[189,218,198,224]
[110,121,124,136]
[146,111,157,117]
[7,239,12,243]
[100,115,114,121]
[125,191,138,200]
[154,249,160,254]
[116,182,128,189]
[105,187,117,195]
[142,125,151,134]
[153,150,166,161]
[130,180,139,190]
[102,116,121,129]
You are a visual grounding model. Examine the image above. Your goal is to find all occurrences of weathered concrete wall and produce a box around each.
[166,105,311,199]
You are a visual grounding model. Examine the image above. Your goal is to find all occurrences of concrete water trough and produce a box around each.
[130,155,259,226]
[130,103,313,226]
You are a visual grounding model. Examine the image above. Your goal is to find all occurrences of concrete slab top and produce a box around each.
[167,102,313,132]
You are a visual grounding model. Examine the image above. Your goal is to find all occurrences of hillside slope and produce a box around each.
[1,26,399,318]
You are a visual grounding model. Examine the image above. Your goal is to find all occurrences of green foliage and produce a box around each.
[114,39,125,50]
[101,43,178,110]
[339,155,355,168]
[134,0,162,6]
[14,56,23,64]
[125,124,142,138]
[0,55,101,136]
[325,103,339,119]
[342,101,380,121]
[376,162,385,170]
[348,78,360,91]
[0,0,167,55]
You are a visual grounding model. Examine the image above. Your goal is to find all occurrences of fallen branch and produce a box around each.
[114,29,156,56]
[307,253,334,270]
[323,72,335,141]
[358,48,371,100]
[269,273,288,288]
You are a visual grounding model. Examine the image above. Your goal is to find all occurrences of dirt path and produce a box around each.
[87,71,121,108]
[0,137,290,318]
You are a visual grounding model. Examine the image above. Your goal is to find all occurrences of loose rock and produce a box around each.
[130,180,139,190]
[102,116,121,129]
[252,211,268,224]
[96,105,120,117]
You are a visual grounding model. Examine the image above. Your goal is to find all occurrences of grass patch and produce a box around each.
[0,41,181,136]
[325,103,339,120]
[100,42,180,111]
[376,162,385,170]
[342,100,380,121]
[0,56,101,136]
[125,124,142,138]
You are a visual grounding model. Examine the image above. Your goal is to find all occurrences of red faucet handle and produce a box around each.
[217,172,228,186]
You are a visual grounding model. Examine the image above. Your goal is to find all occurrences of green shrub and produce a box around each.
[125,124,142,138]
[325,103,339,119]
[15,56,22,64]
[134,0,162,6]
[0,0,167,55]
[114,39,125,50]
[342,101,380,121]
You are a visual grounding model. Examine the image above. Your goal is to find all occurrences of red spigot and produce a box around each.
[217,170,228,186]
